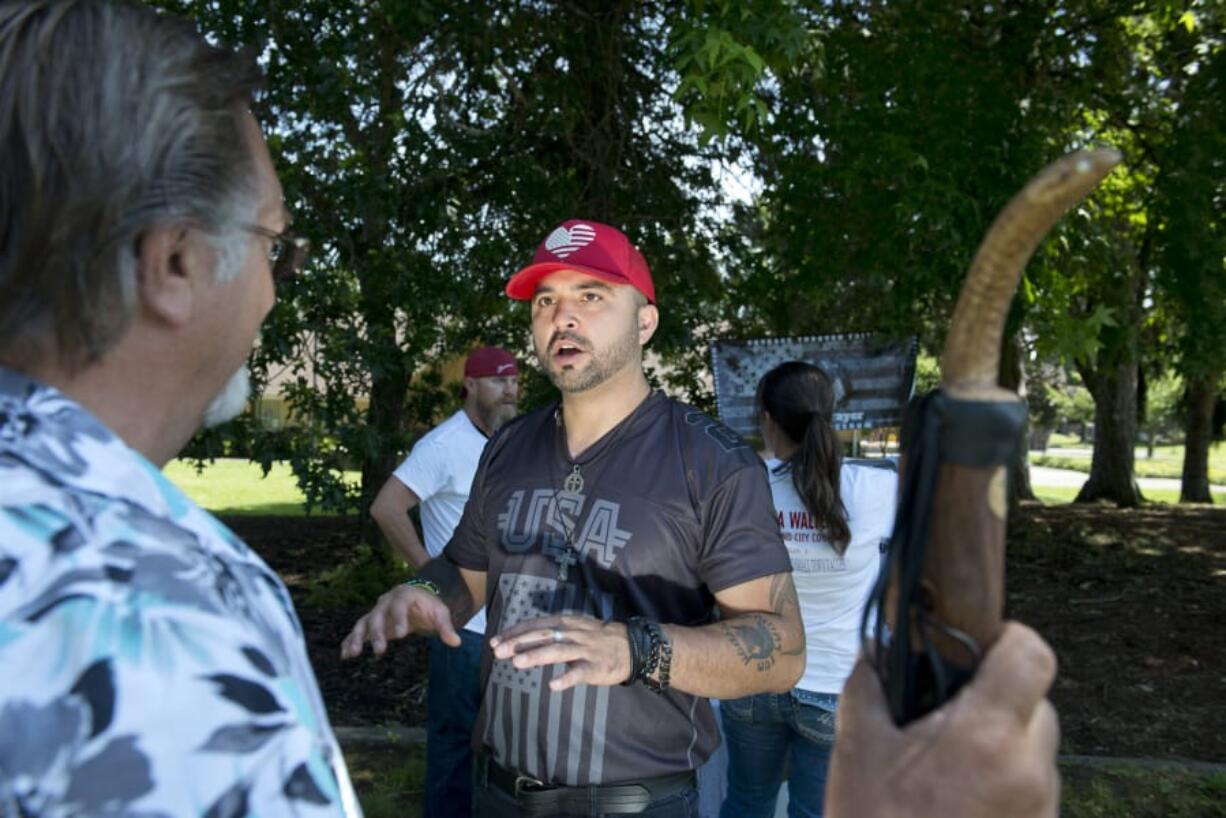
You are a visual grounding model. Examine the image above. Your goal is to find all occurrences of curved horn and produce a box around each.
[941,148,1121,399]
[874,148,1122,725]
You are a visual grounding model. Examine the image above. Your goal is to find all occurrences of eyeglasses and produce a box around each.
[242,223,311,281]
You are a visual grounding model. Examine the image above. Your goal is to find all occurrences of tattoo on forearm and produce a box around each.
[418,557,475,624]
[722,616,783,671]
[769,573,800,618]
[768,575,805,658]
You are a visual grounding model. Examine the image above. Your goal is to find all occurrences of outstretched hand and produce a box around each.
[490,614,633,691]
[826,621,1060,818]
[340,585,460,659]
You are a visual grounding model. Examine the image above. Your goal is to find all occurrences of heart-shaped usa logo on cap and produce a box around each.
[544,223,597,259]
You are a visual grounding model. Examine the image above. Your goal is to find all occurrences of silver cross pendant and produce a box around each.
[563,464,584,494]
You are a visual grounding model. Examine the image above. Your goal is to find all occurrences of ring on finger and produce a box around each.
[551,628,564,643]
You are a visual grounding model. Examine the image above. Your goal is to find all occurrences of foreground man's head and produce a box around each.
[0,0,295,463]
[0,6,362,818]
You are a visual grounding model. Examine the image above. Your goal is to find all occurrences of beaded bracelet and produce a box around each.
[623,617,671,693]
[402,577,441,597]
[641,621,672,694]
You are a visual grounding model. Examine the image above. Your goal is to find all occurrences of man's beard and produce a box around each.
[202,365,252,428]
[477,400,518,435]
[536,321,639,394]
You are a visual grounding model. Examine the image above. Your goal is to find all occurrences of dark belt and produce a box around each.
[480,756,695,817]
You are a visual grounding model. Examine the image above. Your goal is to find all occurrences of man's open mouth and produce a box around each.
[552,340,586,360]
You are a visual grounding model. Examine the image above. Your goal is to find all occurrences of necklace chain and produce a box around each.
[549,394,652,581]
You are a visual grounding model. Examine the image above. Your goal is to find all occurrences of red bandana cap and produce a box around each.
[505,219,656,304]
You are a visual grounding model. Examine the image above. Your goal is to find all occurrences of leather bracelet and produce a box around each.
[402,577,441,597]
[620,619,646,686]
[624,617,657,686]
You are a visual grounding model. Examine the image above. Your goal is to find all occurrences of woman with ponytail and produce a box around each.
[720,361,898,818]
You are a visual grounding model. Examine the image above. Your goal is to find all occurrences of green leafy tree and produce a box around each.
[162,1,737,533]
[1017,3,1225,506]
[687,0,1132,507]
[1148,2,1226,502]
[1025,133,1149,506]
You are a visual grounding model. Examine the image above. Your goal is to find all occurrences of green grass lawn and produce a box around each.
[1033,485,1226,505]
[163,458,358,516]
[342,744,424,818]
[1060,762,1226,818]
[1032,441,1226,485]
[164,456,1224,515]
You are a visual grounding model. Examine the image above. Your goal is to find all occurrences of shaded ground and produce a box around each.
[225,516,429,728]
[1006,504,1225,762]
[226,503,1226,763]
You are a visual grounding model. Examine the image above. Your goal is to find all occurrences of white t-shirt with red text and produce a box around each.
[766,457,897,694]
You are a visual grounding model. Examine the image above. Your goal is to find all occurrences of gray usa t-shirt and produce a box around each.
[445,392,790,786]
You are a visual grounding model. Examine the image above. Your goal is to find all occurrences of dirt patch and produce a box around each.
[1006,504,1225,762]
[226,503,1226,763]
[223,515,429,728]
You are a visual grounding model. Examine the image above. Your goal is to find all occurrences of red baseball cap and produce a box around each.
[505,219,656,304]
[464,346,518,379]
[460,346,518,398]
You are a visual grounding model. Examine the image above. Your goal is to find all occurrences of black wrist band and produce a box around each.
[625,617,655,686]
[621,619,646,686]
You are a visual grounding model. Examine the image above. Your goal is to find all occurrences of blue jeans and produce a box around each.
[718,691,838,818]
[426,630,483,818]
[697,701,729,817]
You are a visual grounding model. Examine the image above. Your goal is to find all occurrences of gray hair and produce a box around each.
[0,0,264,370]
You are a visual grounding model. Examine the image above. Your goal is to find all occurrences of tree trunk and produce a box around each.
[1180,373,1218,503]
[362,377,408,498]
[1075,358,1143,506]
[360,370,410,556]
[999,333,1036,508]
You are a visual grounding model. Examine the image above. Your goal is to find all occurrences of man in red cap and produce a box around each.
[369,345,518,818]
[343,221,1061,818]
[349,220,802,816]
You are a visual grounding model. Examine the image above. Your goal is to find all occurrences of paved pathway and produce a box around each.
[1030,464,1225,492]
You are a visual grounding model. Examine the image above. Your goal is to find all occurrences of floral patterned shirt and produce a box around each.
[0,368,361,818]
